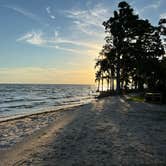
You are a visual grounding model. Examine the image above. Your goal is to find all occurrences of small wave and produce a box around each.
[0,84,95,119]
[2,99,25,103]
[6,101,47,109]
[47,97,59,100]
[7,104,34,109]
[32,101,47,107]
[1,98,47,104]
[62,99,82,104]
[0,108,13,113]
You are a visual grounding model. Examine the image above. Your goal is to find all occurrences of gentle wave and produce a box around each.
[0,84,96,120]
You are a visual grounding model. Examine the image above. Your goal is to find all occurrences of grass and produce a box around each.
[127,96,144,102]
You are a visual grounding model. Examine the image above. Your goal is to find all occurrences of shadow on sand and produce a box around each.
[15,97,166,166]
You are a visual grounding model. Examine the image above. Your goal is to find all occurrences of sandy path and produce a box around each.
[0,96,166,165]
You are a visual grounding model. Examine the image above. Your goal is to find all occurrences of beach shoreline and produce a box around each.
[0,102,92,123]
[0,102,91,151]
[0,96,166,165]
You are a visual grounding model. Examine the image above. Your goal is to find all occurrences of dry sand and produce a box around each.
[0,96,166,166]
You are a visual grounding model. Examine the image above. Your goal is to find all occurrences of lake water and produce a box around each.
[0,84,96,121]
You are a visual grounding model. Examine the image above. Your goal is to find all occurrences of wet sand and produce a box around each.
[0,96,166,165]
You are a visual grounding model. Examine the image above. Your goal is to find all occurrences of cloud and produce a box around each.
[46,6,56,20]
[54,30,59,37]
[16,3,109,56]
[50,15,56,19]
[17,31,45,45]
[49,36,100,50]
[3,5,41,23]
[66,3,109,27]
[0,67,95,84]
[46,6,51,14]
[64,3,111,37]
[17,30,101,56]
[160,13,166,18]
[48,45,84,54]
[140,0,161,13]
[17,31,84,54]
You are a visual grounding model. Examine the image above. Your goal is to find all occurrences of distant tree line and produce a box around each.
[95,1,166,98]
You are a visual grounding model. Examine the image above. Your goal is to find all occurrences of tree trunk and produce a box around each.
[134,80,138,91]
[121,80,124,90]
[101,76,104,92]
[138,79,144,91]
[107,79,109,91]
[109,78,112,91]
[116,55,121,94]
[97,80,100,92]
[112,78,114,91]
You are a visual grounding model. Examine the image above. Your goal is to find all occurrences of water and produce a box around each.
[0,84,96,121]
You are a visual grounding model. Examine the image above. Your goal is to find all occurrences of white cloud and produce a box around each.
[50,15,56,19]
[46,6,51,14]
[17,31,45,45]
[3,5,41,23]
[17,30,101,56]
[64,3,111,37]
[16,3,109,56]
[47,45,83,54]
[46,6,56,20]
[66,4,109,27]
[49,37,100,50]
[160,13,166,18]
[140,0,161,13]
[54,30,59,37]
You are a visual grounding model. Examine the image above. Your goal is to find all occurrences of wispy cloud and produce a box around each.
[49,36,100,50]
[17,31,45,45]
[46,6,56,20]
[17,31,79,53]
[47,45,84,54]
[64,3,111,37]
[3,5,41,23]
[17,30,101,55]
[46,6,51,14]
[140,0,161,13]
[16,3,109,56]
[160,12,166,18]
[50,15,56,19]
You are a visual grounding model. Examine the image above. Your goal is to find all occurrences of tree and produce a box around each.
[103,1,139,94]
[95,1,165,97]
[95,52,109,91]
[95,71,101,92]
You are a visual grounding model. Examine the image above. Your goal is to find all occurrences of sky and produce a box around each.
[0,0,165,84]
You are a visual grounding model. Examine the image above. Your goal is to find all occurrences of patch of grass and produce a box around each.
[127,96,144,102]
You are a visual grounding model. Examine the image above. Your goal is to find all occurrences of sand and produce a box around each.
[0,96,166,165]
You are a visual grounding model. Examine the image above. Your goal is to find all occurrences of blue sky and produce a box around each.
[0,0,165,84]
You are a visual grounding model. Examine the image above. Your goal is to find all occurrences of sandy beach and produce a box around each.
[0,96,166,165]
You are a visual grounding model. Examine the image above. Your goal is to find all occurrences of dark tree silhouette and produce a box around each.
[95,1,166,99]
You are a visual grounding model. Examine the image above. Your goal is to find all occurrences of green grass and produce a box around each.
[127,96,144,102]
